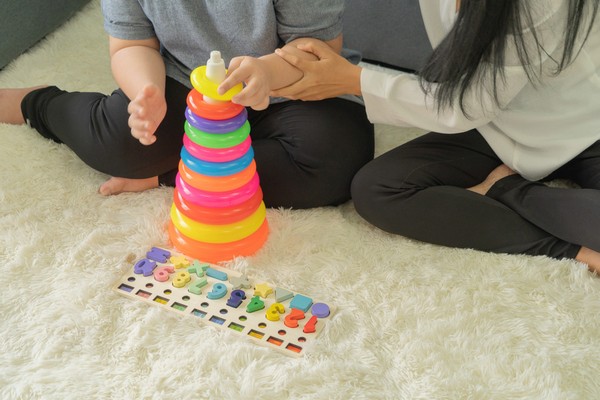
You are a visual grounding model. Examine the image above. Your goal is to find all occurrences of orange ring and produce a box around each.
[168,219,269,263]
[173,187,264,225]
[187,89,245,121]
[179,160,256,193]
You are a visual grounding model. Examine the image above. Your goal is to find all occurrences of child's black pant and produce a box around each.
[21,77,374,209]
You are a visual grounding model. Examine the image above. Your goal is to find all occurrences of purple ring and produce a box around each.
[185,107,247,134]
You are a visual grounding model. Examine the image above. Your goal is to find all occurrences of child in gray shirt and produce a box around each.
[9,0,374,208]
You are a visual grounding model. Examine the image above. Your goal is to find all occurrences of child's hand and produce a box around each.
[218,56,270,111]
[127,83,167,145]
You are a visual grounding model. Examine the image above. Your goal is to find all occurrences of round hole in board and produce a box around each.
[239,315,247,321]
[201,302,209,308]
[146,283,154,288]
[164,289,172,295]
[298,337,306,343]
[258,322,267,328]
[220,309,228,315]
[182,296,190,301]
[278,330,286,336]
[127,277,136,282]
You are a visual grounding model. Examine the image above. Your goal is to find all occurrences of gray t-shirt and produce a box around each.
[101,0,345,88]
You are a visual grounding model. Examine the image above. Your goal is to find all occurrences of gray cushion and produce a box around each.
[0,0,92,70]
[343,0,433,72]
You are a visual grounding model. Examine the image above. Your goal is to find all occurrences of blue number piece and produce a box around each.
[226,290,246,308]
[206,267,228,281]
[207,283,228,300]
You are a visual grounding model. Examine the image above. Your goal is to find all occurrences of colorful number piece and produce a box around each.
[207,283,228,299]
[303,315,318,334]
[188,277,208,295]
[134,258,156,277]
[246,296,265,313]
[266,303,285,321]
[206,267,228,281]
[153,265,175,282]
[226,289,246,308]
[146,247,171,263]
[284,308,305,328]
[172,271,191,288]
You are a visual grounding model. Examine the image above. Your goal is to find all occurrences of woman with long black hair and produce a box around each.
[262,0,600,271]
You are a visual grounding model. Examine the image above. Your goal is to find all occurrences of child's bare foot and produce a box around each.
[467,164,517,195]
[576,246,600,274]
[0,86,47,124]
[99,176,159,196]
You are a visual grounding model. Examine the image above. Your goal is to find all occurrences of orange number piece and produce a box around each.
[284,308,305,328]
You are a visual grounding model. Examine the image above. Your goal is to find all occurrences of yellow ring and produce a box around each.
[190,65,243,101]
[170,202,266,243]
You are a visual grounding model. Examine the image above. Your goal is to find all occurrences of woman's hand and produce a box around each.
[218,56,271,111]
[271,39,363,101]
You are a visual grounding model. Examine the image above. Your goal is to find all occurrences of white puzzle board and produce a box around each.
[113,247,334,357]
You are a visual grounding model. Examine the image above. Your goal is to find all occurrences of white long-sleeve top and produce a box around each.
[361,0,600,180]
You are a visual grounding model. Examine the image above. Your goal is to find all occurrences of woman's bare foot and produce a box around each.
[467,164,517,195]
[0,86,47,124]
[576,246,600,274]
[99,176,159,196]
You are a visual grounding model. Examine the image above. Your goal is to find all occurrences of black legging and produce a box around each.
[351,130,600,259]
[21,77,374,208]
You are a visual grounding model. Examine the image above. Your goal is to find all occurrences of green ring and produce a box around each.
[184,121,250,149]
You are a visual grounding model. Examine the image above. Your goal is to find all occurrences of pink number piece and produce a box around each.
[153,265,174,282]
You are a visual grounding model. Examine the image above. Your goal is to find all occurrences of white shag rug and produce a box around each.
[2,2,600,399]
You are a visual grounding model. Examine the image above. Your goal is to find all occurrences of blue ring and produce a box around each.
[185,107,248,134]
[180,146,254,177]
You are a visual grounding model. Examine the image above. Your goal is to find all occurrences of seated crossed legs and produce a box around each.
[351,130,600,273]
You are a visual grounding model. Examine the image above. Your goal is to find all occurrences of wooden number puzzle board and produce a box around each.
[113,247,334,357]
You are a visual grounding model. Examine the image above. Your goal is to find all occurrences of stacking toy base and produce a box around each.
[168,219,269,263]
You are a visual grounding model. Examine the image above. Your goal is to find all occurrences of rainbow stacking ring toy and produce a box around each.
[168,50,269,263]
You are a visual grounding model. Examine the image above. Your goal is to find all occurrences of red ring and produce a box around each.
[173,187,264,225]
[187,89,245,121]
[168,219,269,263]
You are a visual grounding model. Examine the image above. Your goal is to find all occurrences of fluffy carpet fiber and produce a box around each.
[2,2,600,399]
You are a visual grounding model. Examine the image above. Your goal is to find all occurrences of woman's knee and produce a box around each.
[351,162,398,226]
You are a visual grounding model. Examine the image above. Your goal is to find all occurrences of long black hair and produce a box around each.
[419,0,599,116]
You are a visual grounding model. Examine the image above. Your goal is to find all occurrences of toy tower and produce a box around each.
[168,51,269,263]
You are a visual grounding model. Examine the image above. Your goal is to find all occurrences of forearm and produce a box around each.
[260,36,342,91]
[270,38,362,100]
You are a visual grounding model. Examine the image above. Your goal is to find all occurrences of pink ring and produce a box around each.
[176,172,260,208]
[183,134,252,163]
